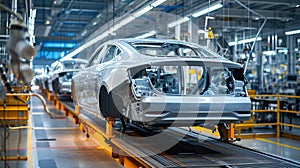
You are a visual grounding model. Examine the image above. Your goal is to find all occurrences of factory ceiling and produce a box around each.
[1,0,300,62]
[32,0,300,38]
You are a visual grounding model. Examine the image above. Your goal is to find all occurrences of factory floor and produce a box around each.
[1,90,300,167]
[237,137,300,162]
[0,93,123,168]
[236,120,300,162]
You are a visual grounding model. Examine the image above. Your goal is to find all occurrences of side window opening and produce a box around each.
[87,46,105,67]
[116,48,121,56]
[101,45,120,63]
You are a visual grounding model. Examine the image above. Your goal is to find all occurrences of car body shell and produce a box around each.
[71,38,251,127]
[47,58,87,96]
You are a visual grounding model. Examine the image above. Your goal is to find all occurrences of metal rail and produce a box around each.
[177,127,300,167]
[6,93,66,119]
[235,94,300,138]
[78,111,178,168]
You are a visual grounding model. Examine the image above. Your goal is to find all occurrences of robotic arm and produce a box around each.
[0,3,36,101]
[6,20,36,85]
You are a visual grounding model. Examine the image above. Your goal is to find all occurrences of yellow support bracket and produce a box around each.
[207,27,214,39]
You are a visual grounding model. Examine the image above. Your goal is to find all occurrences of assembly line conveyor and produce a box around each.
[51,95,300,168]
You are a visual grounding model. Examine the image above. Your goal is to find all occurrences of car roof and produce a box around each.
[104,38,240,66]
[60,58,88,63]
[111,38,199,48]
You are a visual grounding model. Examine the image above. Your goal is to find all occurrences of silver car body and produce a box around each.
[71,38,251,127]
[48,58,87,96]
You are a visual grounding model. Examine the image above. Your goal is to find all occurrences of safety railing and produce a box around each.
[235,94,300,138]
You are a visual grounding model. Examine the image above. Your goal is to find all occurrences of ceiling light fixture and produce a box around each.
[151,0,167,7]
[44,26,51,36]
[285,29,300,35]
[168,17,190,28]
[228,37,262,46]
[133,5,153,18]
[111,24,122,31]
[45,20,50,25]
[192,3,223,18]
[135,30,156,38]
[81,29,87,36]
[119,16,135,26]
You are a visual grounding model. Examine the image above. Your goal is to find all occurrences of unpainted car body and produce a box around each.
[34,67,50,90]
[71,38,251,127]
[47,58,87,97]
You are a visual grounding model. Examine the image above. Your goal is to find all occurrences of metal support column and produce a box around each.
[75,104,80,115]
[227,123,235,140]
[219,123,235,142]
[277,96,281,138]
[11,0,17,21]
[233,32,238,62]
[106,118,114,139]
[256,40,264,91]
[188,17,198,43]
[287,35,296,74]
[175,25,181,40]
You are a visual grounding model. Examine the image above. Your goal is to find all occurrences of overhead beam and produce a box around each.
[58,27,83,32]
[54,28,83,33]
[34,7,52,10]
[66,14,95,20]
[207,19,285,30]
[37,47,72,52]
[229,0,300,7]
[35,36,75,41]
[69,8,99,13]
[68,2,107,11]
[214,9,297,21]
[62,21,89,25]
[34,7,99,13]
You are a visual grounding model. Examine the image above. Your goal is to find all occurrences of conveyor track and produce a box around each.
[78,111,179,167]
[168,127,300,167]
[59,99,300,168]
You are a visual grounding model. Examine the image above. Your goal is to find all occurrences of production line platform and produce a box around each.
[1,88,300,168]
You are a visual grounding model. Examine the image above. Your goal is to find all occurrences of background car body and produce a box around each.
[34,65,52,91]
[47,58,87,97]
[71,38,251,127]
[34,66,49,90]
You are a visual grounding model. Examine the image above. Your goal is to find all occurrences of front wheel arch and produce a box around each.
[52,78,60,94]
[71,80,77,103]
